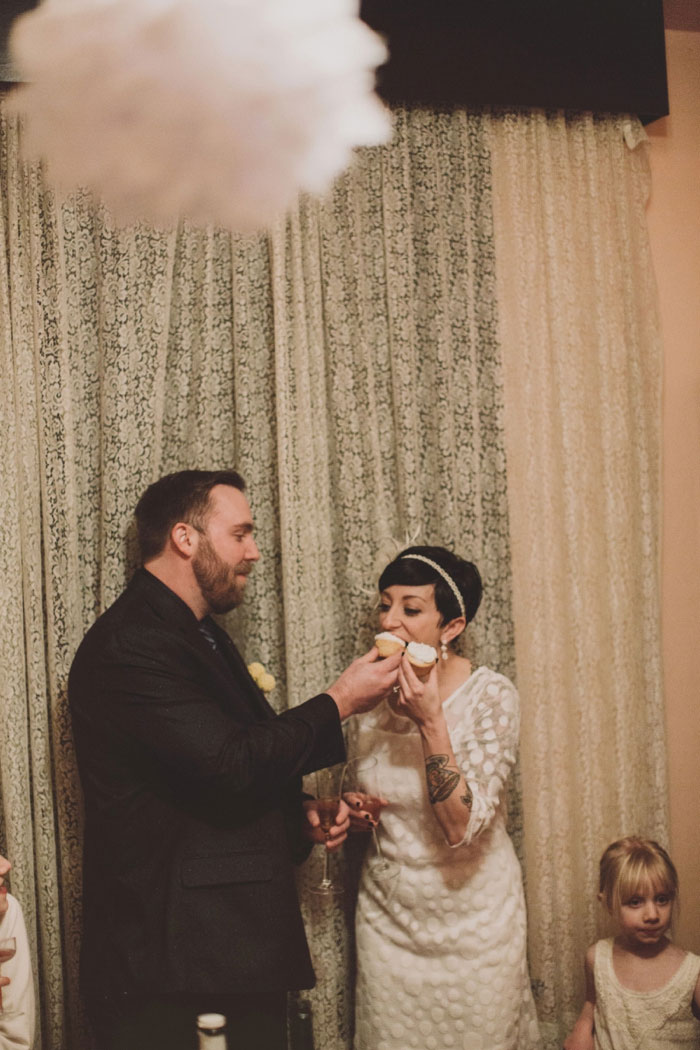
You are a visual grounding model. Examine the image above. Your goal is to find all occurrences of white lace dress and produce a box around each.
[351,666,541,1050]
[593,938,700,1049]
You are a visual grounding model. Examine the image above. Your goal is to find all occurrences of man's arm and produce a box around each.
[71,638,400,807]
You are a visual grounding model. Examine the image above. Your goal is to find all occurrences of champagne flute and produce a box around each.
[0,937,16,1014]
[344,757,400,885]
[310,764,346,896]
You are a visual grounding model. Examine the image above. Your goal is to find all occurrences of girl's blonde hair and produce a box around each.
[599,837,679,919]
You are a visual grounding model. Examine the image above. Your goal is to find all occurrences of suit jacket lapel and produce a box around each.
[131,569,275,721]
[201,616,276,721]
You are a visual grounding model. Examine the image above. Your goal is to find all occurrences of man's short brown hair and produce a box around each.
[135,469,246,562]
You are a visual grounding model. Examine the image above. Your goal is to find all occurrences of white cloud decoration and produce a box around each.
[8,0,391,231]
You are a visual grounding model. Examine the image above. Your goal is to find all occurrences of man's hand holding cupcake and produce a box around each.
[326,646,402,720]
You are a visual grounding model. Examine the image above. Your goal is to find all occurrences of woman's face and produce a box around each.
[378,583,444,647]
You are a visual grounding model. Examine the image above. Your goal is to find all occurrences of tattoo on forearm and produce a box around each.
[460,783,473,809]
[425,754,462,804]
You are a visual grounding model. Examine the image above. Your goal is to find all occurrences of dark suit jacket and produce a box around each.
[69,569,345,1001]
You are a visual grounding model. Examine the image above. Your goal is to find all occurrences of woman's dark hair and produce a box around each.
[378,545,482,625]
[135,469,245,562]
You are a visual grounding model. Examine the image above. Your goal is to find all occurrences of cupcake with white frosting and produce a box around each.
[406,641,437,679]
[374,631,406,657]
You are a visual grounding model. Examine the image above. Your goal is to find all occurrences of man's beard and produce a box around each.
[192,534,250,614]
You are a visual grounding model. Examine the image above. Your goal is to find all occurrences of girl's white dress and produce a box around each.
[351,666,541,1050]
[593,937,700,1049]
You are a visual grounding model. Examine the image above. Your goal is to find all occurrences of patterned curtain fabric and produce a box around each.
[0,102,514,1050]
[271,108,517,1047]
[487,110,666,1049]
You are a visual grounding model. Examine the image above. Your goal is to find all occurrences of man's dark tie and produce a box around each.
[198,620,219,652]
[197,618,272,719]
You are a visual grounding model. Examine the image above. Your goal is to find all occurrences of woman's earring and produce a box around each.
[440,639,448,661]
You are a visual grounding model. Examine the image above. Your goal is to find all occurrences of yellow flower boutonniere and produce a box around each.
[248,662,276,694]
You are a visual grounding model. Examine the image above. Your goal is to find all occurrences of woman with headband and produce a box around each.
[349,545,541,1050]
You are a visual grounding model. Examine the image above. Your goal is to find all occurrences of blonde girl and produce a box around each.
[565,837,700,1050]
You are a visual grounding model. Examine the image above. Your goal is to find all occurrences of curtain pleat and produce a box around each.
[487,110,665,1049]
[263,110,515,1046]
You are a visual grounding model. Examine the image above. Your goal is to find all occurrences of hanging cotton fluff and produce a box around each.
[8,0,391,231]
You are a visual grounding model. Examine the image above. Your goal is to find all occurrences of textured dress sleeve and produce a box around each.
[447,670,520,847]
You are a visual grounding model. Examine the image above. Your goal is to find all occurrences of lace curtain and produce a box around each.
[0,103,514,1050]
[487,110,666,1048]
[1,101,665,1050]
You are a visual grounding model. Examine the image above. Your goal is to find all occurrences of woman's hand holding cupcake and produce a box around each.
[393,647,443,727]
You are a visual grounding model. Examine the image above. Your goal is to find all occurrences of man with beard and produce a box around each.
[69,469,401,1050]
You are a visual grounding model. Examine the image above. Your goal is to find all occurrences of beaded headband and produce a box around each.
[399,554,465,618]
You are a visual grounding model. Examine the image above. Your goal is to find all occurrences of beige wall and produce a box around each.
[646,29,700,952]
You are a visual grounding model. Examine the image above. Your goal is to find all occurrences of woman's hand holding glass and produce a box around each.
[344,757,399,888]
[345,791,388,832]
